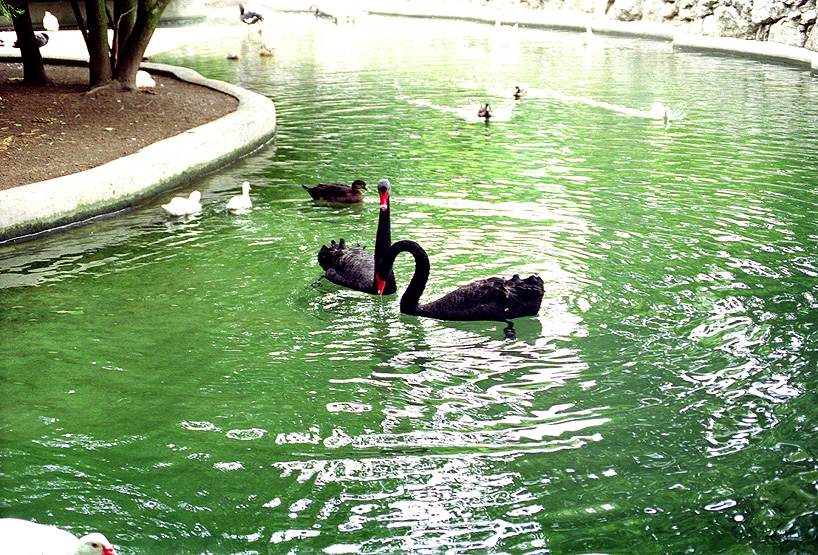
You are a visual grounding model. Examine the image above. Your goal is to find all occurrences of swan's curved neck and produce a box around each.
[377,240,430,315]
[374,191,391,262]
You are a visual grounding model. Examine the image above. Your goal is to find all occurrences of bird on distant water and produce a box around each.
[303,180,369,205]
[13,32,49,48]
[310,5,338,24]
[239,4,263,25]
[0,518,119,555]
[478,103,493,119]
[259,45,274,57]
[227,181,253,212]
[513,86,527,99]
[226,52,239,60]
[162,191,202,216]
[43,11,59,32]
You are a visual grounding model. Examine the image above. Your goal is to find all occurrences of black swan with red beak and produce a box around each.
[317,179,396,295]
[375,240,543,322]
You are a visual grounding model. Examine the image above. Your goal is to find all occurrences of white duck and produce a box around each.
[136,70,155,89]
[43,11,59,32]
[0,518,118,555]
[650,101,672,127]
[226,181,252,212]
[161,190,202,216]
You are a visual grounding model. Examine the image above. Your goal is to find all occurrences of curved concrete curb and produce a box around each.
[672,33,818,70]
[0,62,276,245]
[368,7,818,70]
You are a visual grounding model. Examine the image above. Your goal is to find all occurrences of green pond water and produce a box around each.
[2,13,818,555]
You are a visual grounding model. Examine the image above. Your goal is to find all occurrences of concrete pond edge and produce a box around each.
[0,60,276,245]
[369,7,818,71]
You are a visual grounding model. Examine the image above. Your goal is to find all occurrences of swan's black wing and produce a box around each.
[318,239,396,294]
[418,274,543,322]
[504,274,545,319]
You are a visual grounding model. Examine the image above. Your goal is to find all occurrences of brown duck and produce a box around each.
[303,180,368,205]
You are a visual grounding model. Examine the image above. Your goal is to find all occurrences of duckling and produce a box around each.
[303,180,368,205]
[478,103,493,119]
[227,181,253,212]
[162,191,202,217]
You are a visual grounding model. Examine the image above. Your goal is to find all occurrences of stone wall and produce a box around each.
[516,0,818,49]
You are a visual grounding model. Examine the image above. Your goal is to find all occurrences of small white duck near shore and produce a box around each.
[162,190,202,216]
[136,70,155,89]
[0,518,118,555]
[226,181,253,212]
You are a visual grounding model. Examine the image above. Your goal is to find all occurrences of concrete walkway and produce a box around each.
[0,26,277,244]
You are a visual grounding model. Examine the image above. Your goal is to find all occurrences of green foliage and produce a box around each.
[0,0,22,19]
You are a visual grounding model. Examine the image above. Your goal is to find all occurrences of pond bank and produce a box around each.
[364,0,818,71]
[0,27,276,245]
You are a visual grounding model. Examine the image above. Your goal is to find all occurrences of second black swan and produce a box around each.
[375,240,544,322]
[317,179,396,295]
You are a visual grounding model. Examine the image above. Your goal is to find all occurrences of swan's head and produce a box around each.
[75,533,118,555]
[242,181,251,194]
[189,190,201,203]
[351,180,368,192]
[377,179,391,211]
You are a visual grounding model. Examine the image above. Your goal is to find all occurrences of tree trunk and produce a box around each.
[114,0,171,90]
[9,1,50,85]
[86,0,112,86]
[113,0,137,67]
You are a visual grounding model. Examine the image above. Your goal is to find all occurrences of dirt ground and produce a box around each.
[0,63,239,190]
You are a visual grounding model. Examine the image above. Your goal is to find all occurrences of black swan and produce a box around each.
[310,5,338,23]
[317,179,396,295]
[239,4,263,25]
[375,240,544,322]
[478,103,493,119]
[303,180,368,205]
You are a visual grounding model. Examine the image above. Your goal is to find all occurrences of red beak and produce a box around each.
[103,547,118,555]
[376,275,387,295]
[379,190,389,211]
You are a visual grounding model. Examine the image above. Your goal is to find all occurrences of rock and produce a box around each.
[768,16,807,45]
[695,0,719,19]
[805,21,818,50]
[701,13,720,34]
[751,0,789,24]
[642,0,669,21]
[678,0,697,20]
[801,8,817,24]
[715,5,753,37]
[611,0,644,20]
